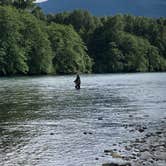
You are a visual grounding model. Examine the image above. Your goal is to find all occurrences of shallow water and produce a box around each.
[0,73,166,166]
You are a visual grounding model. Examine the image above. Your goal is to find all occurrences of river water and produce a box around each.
[0,73,166,166]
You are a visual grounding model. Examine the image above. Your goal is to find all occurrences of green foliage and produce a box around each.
[0,4,166,76]
[0,0,35,10]
[0,6,53,75]
[123,15,166,59]
[20,12,53,74]
[32,6,46,21]
[47,24,92,74]
[89,15,166,73]
[0,0,13,6]
[47,9,102,43]
[0,6,28,75]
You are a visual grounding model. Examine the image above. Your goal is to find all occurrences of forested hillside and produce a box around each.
[0,0,166,75]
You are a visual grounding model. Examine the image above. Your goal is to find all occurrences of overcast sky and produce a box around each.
[35,0,48,3]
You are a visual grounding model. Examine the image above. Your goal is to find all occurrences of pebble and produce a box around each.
[102,162,131,166]
[125,146,131,151]
[111,152,123,158]
[154,151,166,160]
[83,131,93,135]
[140,151,152,160]
[104,149,113,153]
[156,131,162,135]
[102,121,166,166]
[138,128,144,133]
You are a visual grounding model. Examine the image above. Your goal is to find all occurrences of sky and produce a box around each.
[37,0,166,17]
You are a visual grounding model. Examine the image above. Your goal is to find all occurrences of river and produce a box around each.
[0,73,166,166]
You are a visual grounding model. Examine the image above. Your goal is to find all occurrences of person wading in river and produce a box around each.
[74,74,81,89]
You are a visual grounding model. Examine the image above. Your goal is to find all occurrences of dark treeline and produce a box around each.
[0,0,166,75]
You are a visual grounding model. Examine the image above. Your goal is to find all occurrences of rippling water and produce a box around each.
[0,73,166,166]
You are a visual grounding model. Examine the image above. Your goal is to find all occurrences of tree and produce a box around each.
[47,23,92,74]
[32,6,46,20]
[0,0,12,6]
[0,6,166,75]
[146,46,166,71]
[20,12,53,74]
[0,6,28,75]
[0,0,35,9]
[47,10,102,43]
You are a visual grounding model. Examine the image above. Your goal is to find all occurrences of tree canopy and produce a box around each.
[47,23,92,74]
[0,0,35,9]
[0,4,166,76]
[88,15,166,72]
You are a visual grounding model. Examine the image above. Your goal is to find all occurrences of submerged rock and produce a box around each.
[50,133,54,135]
[138,128,144,133]
[154,151,166,160]
[140,151,153,160]
[102,162,131,166]
[83,131,93,135]
[125,146,131,151]
[104,149,113,153]
[156,131,162,135]
[98,117,103,120]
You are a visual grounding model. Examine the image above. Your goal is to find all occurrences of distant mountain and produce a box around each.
[38,0,166,18]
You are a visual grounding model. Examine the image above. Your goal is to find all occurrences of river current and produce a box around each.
[0,73,166,166]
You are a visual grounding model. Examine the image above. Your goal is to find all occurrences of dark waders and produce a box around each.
[74,75,81,89]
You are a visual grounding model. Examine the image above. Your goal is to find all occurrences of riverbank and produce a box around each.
[102,117,166,166]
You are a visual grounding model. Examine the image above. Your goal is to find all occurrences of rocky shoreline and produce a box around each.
[102,118,166,166]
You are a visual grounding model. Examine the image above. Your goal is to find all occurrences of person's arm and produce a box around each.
[74,78,77,82]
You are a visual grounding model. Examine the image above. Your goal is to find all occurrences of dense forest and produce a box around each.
[0,0,166,75]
